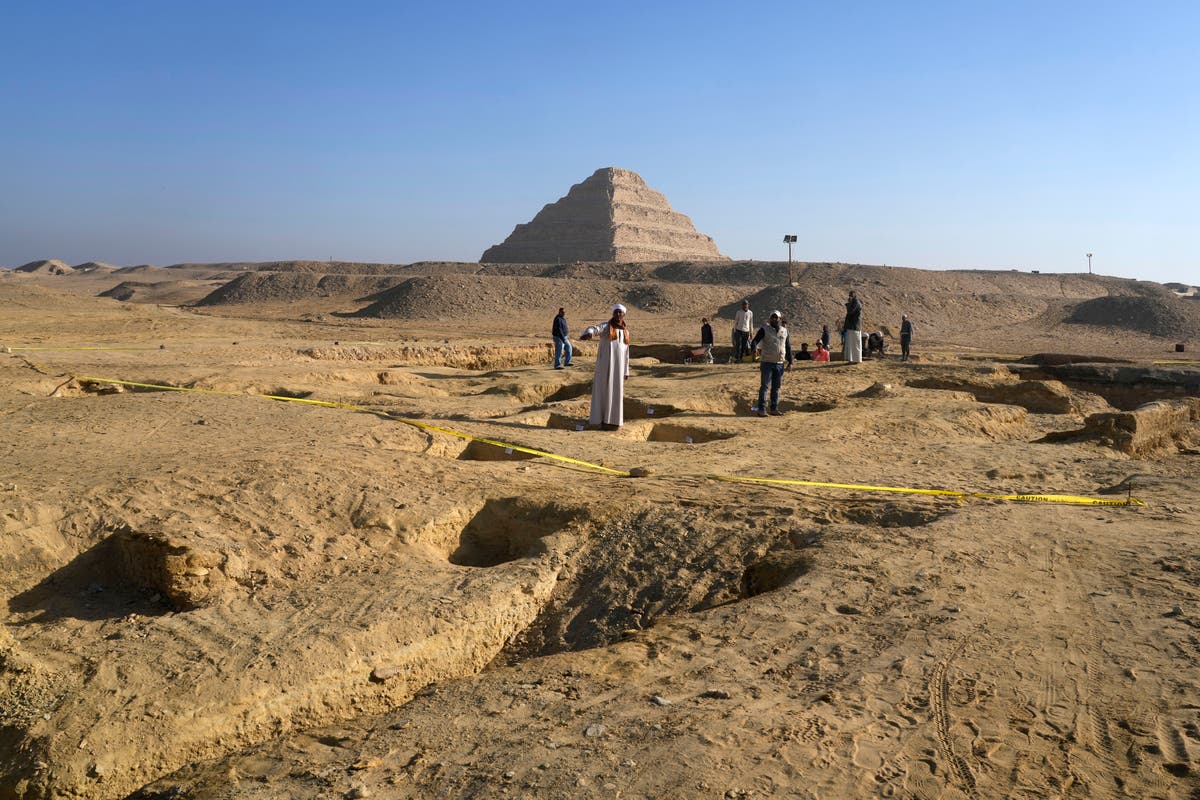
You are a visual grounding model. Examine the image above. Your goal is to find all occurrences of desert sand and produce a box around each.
[1,260,1199,799]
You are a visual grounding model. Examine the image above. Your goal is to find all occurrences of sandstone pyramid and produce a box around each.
[481,167,727,263]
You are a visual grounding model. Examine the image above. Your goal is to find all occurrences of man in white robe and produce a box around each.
[580,304,631,429]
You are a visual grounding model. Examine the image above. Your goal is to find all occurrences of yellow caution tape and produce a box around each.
[1151,360,1200,365]
[702,474,1145,507]
[61,373,1142,507]
[72,375,629,475]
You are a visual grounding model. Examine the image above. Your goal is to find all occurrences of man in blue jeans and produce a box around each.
[552,307,574,369]
[750,310,793,416]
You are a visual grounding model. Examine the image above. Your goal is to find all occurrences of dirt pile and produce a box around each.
[354,274,741,319]
[1066,283,1200,338]
[196,272,406,306]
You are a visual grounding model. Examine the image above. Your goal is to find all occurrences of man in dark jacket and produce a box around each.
[899,314,914,361]
[842,290,863,363]
[552,308,574,369]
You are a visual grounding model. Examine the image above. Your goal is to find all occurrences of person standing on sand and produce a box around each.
[750,310,793,416]
[580,304,631,429]
[842,290,863,363]
[700,317,714,362]
[899,314,914,361]
[552,307,573,369]
[733,300,754,362]
[820,324,831,349]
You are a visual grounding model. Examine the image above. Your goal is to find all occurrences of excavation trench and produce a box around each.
[6,492,960,799]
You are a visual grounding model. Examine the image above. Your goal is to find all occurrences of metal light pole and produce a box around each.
[1086,253,1093,274]
[783,235,797,285]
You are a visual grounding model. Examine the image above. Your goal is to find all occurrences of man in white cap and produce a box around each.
[749,310,793,416]
[579,304,631,429]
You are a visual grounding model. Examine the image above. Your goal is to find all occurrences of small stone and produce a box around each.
[1165,605,1184,617]
[835,604,861,615]
[622,758,636,768]
[370,664,404,682]
[651,695,672,706]
[584,724,606,738]
[194,419,207,425]
[503,771,516,780]
[700,689,732,700]
[345,786,370,799]
[628,467,652,478]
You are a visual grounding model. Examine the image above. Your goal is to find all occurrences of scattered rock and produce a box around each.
[699,689,732,700]
[1165,605,1184,617]
[651,695,672,706]
[584,724,606,738]
[370,664,404,682]
[836,604,862,615]
[628,466,653,478]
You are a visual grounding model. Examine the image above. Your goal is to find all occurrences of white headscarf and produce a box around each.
[612,303,627,313]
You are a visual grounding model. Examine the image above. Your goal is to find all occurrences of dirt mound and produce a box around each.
[358,275,615,319]
[99,281,154,301]
[71,261,118,272]
[1066,285,1200,338]
[356,274,744,319]
[195,272,405,306]
[14,259,72,275]
[167,260,470,276]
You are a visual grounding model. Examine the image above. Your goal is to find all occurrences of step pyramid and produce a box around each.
[481,167,727,263]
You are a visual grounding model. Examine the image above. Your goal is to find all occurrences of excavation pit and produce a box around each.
[829,502,953,528]
[645,423,734,444]
[448,497,586,568]
[741,550,814,597]
[456,440,540,462]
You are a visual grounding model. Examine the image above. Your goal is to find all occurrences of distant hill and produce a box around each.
[14,259,73,275]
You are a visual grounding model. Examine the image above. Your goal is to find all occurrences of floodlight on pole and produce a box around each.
[1086,253,1093,274]
[783,235,798,285]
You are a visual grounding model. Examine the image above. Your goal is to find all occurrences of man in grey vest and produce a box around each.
[750,310,793,416]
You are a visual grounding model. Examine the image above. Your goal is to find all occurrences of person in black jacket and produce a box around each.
[842,290,863,363]
[552,308,574,369]
[899,314,914,361]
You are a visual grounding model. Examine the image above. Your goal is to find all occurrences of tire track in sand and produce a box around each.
[930,629,978,797]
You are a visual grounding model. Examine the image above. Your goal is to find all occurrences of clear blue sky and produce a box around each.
[2,1,1197,284]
